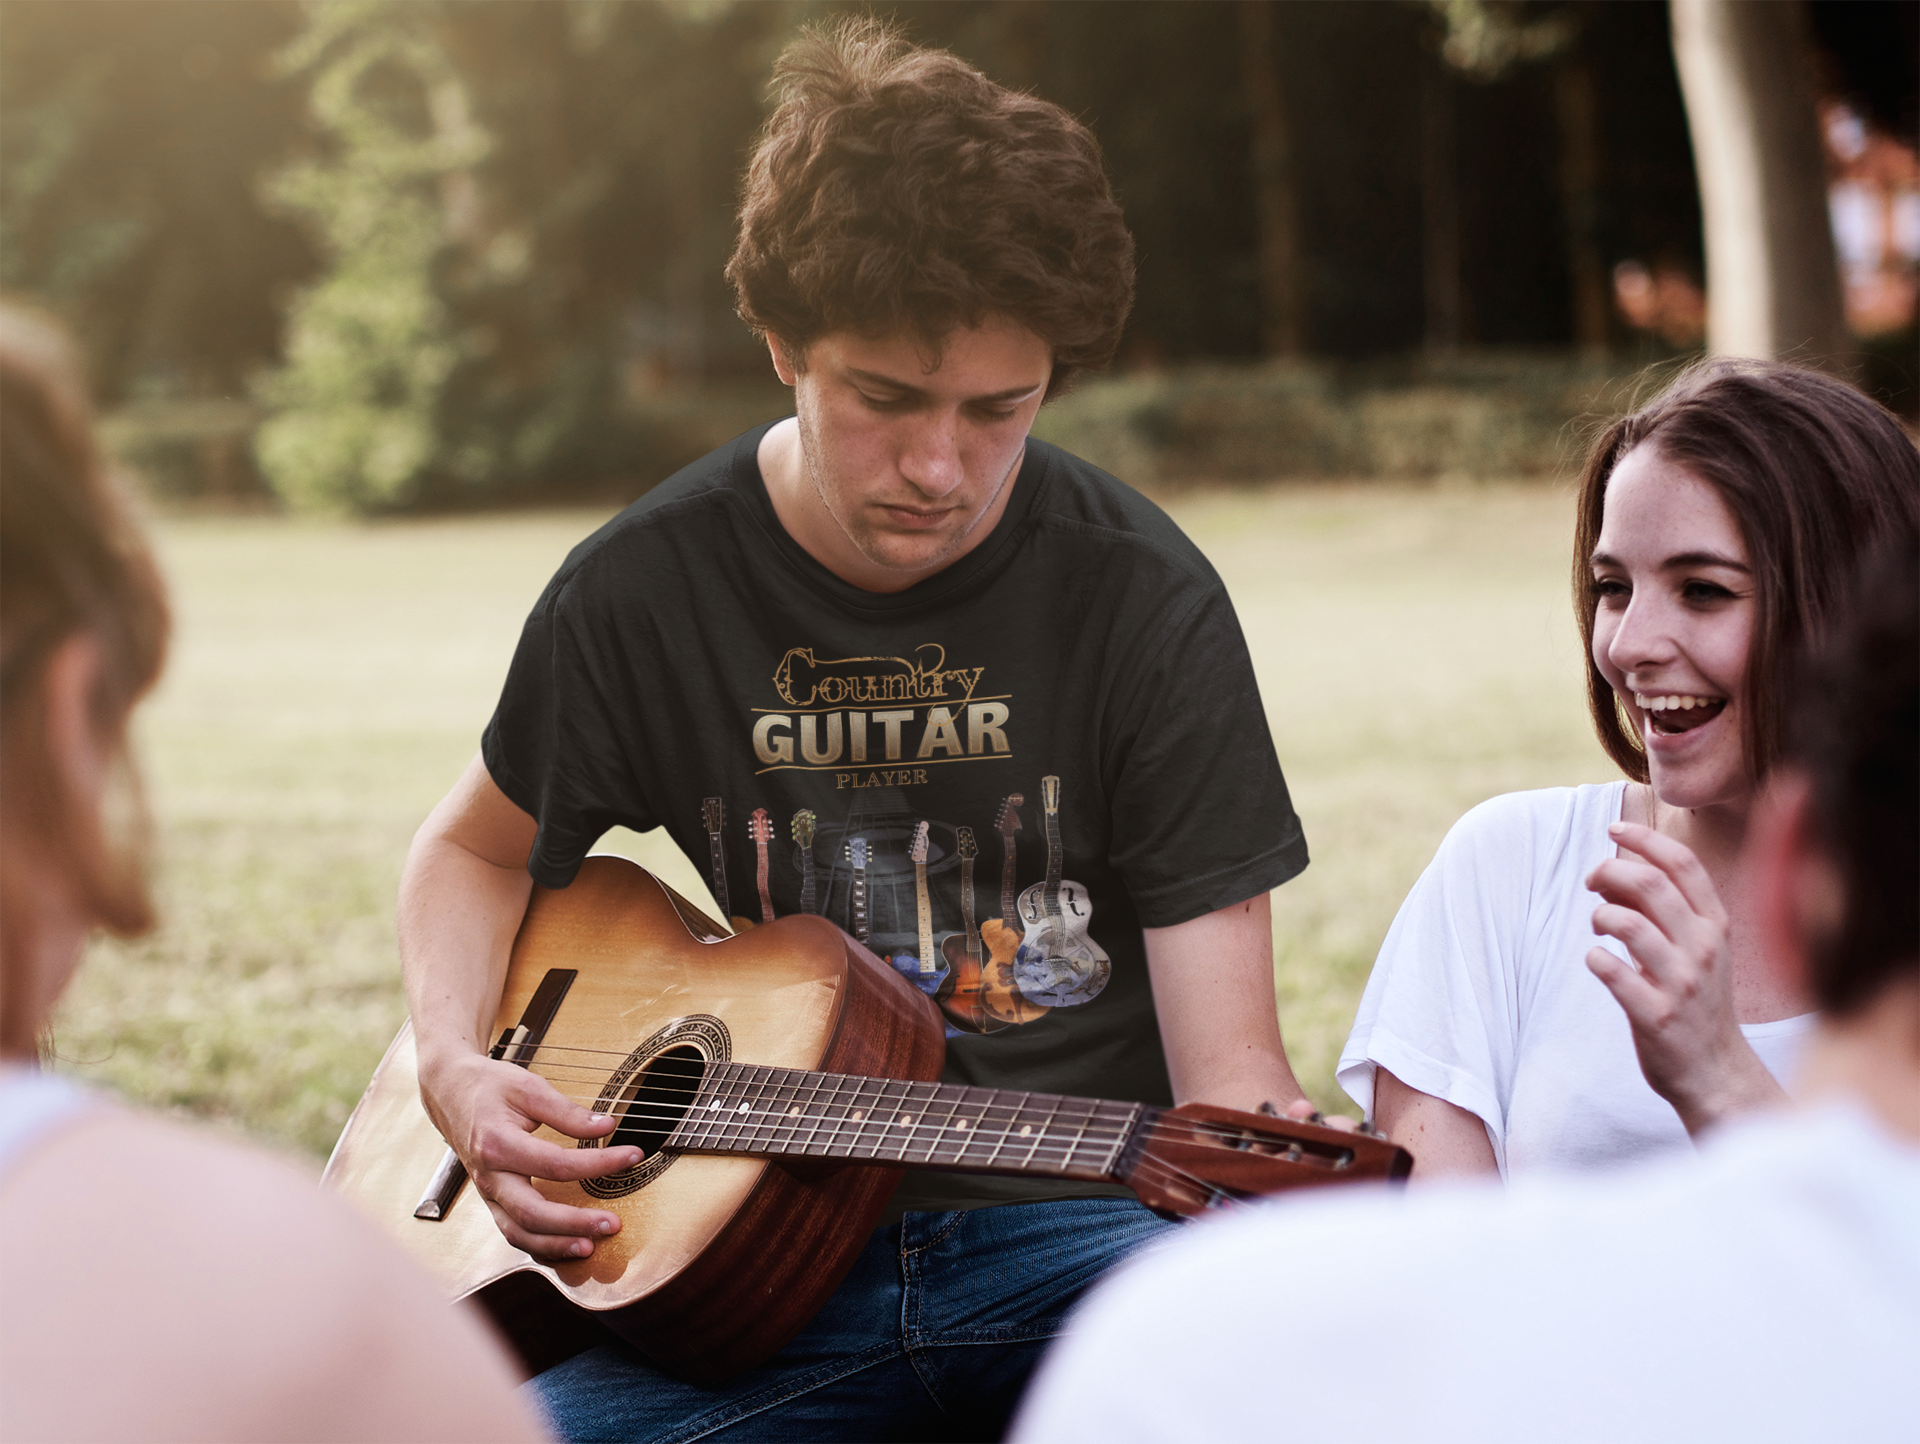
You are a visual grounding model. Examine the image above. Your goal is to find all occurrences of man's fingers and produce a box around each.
[479,1173,624,1254]
[507,1065,622,1142]
[475,1123,644,1185]
[1606,821,1725,922]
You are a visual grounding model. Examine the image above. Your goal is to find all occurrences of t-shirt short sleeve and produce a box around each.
[1336,790,1565,1170]
[1104,585,1307,928]
[482,561,652,888]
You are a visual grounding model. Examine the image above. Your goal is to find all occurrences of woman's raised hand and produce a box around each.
[1584,821,1787,1136]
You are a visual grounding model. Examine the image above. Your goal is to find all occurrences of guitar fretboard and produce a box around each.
[665,1063,1144,1181]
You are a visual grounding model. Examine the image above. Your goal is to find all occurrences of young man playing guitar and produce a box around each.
[400,19,1320,1440]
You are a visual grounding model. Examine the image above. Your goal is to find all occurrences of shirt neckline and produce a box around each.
[728,420,1052,615]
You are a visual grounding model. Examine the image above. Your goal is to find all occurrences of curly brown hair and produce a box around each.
[1572,358,1920,786]
[725,16,1135,399]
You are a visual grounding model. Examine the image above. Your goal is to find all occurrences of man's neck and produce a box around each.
[755,418,1021,594]
[1794,978,1920,1145]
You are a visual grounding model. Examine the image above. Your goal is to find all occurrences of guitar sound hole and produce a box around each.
[610,1045,707,1156]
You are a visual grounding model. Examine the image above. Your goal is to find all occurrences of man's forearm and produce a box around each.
[1145,892,1309,1111]
[398,831,534,1074]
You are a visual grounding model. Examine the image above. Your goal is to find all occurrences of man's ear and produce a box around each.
[767,335,800,387]
[1750,770,1844,1000]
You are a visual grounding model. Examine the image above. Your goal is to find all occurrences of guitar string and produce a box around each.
[504,1064,1358,1158]
[506,1043,1361,1145]
[496,1067,1352,1189]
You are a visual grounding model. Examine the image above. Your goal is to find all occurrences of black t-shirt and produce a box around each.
[483,422,1307,1211]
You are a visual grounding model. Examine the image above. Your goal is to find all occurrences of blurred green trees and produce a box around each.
[13,0,1842,512]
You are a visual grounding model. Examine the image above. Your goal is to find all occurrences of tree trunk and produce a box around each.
[1669,0,1853,375]
[1422,56,1462,357]
[1554,56,1610,356]
[1239,1,1306,357]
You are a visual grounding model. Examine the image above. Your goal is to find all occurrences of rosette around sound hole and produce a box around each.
[580,1015,730,1198]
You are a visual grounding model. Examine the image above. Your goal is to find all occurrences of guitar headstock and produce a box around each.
[995,793,1024,837]
[909,820,929,866]
[1040,775,1060,815]
[749,807,772,845]
[846,836,869,871]
[791,808,816,847]
[1120,1104,1413,1216]
[956,826,977,861]
[702,797,724,834]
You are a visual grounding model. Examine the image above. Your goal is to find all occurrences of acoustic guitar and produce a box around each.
[323,858,1410,1387]
[976,792,1048,1026]
[934,827,1012,1034]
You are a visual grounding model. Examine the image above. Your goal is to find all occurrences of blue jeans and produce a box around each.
[531,1196,1177,1442]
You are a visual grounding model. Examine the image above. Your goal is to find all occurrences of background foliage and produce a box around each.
[2,0,1912,515]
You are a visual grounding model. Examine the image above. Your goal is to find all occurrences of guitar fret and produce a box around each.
[671,1067,1139,1187]
[857,1076,891,1160]
[979,1089,1028,1171]
[925,1085,965,1167]
[797,1073,834,1157]
[718,1065,757,1153]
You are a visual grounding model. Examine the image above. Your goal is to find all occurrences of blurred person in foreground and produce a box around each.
[399,17,1323,1440]
[1342,361,1918,1180]
[0,303,548,1444]
[1017,540,1920,1443]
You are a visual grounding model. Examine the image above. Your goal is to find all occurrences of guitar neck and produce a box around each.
[708,832,730,920]
[1000,840,1018,919]
[1042,808,1063,914]
[959,857,980,959]
[668,1063,1149,1184]
[755,838,774,925]
[915,862,934,974]
[851,868,868,944]
[798,855,817,916]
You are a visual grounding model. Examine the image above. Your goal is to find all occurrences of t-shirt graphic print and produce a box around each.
[483,423,1306,1211]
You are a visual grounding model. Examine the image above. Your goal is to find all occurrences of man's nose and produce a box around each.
[898,411,964,496]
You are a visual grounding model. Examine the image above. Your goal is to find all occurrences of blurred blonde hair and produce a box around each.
[0,301,169,1054]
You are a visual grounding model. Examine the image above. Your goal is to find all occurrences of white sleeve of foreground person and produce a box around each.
[0,1107,550,1444]
[1012,1106,1920,1444]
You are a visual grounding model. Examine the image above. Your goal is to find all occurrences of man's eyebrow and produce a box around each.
[844,366,1044,404]
[1588,547,1750,572]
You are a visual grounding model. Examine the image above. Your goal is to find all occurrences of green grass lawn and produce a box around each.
[51,482,1618,1162]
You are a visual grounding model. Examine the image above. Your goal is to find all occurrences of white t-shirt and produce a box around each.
[1015,1104,1920,1444]
[1337,782,1813,1176]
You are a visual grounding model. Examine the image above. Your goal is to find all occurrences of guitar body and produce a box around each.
[323,857,944,1386]
[1012,878,1111,1008]
[935,931,1012,1034]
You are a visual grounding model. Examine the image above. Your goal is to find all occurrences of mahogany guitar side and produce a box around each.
[323,857,944,1386]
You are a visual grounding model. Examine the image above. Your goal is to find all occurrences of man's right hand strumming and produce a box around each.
[400,752,643,1260]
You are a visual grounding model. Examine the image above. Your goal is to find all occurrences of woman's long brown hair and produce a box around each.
[0,303,170,1054]
[1572,359,1920,785]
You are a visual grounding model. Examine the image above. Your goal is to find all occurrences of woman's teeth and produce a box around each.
[1633,692,1714,712]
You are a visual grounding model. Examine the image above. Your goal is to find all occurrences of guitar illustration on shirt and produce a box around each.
[976,793,1049,1026]
[844,836,871,947]
[749,808,776,926]
[790,809,819,915]
[701,797,737,929]
[935,827,1014,1034]
[1012,775,1110,1007]
[889,821,949,997]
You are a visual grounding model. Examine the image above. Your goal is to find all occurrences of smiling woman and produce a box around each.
[1339,359,1920,1183]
